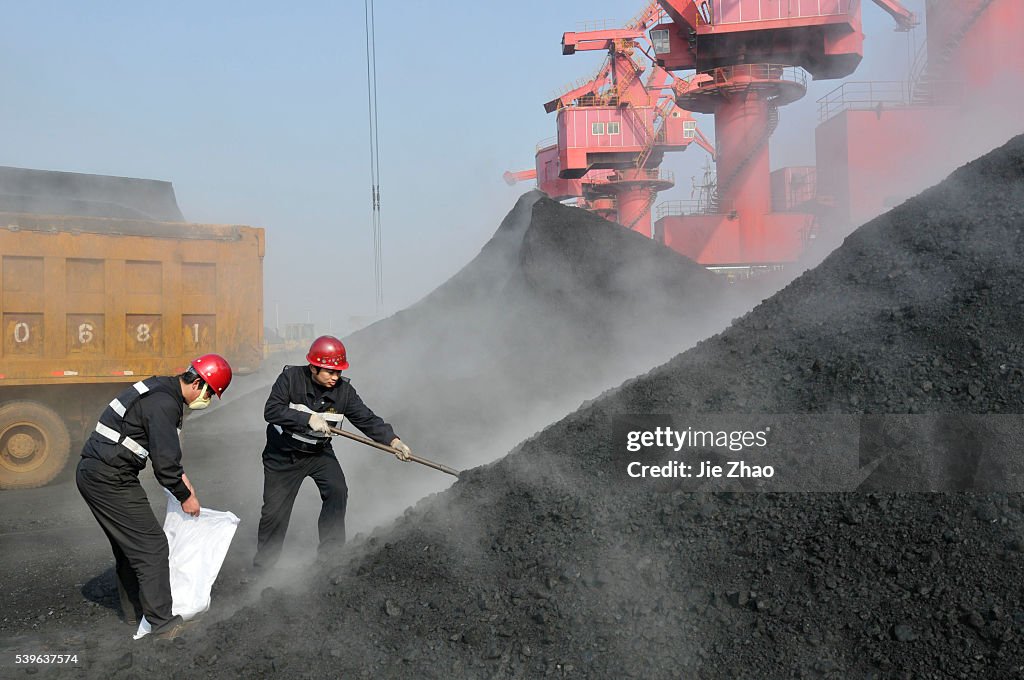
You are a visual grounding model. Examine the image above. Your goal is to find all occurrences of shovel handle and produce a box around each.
[327,426,460,478]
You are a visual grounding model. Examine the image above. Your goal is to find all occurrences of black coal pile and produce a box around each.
[341,191,749,461]
[106,135,1024,679]
[190,191,755,535]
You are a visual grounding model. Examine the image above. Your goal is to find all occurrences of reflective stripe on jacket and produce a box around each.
[79,376,191,502]
[263,365,396,454]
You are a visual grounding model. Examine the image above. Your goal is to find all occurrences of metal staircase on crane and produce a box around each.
[623,185,661,230]
[709,103,780,213]
[911,0,995,106]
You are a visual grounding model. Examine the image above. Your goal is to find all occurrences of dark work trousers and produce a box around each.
[76,457,177,630]
[253,446,349,569]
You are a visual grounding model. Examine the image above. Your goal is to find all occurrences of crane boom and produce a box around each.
[503,169,537,186]
[870,0,919,31]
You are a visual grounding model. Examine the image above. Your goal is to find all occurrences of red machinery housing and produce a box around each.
[504,145,619,221]
[815,0,1024,231]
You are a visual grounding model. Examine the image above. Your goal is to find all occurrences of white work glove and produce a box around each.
[390,438,412,462]
[308,413,331,434]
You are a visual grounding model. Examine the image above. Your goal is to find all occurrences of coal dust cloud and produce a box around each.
[3,2,1024,679]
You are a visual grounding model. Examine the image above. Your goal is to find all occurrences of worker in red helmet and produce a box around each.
[253,335,411,570]
[76,353,232,640]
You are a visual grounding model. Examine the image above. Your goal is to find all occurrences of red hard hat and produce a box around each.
[307,335,349,370]
[191,353,233,398]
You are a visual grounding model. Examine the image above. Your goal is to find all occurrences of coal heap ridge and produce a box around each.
[123,135,1024,679]
[186,190,752,540]
[342,189,737,441]
[201,190,741,457]
[185,189,751,549]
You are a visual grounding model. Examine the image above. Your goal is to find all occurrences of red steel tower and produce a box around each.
[648,0,886,269]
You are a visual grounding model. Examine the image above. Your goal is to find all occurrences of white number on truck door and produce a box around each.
[78,323,94,344]
[3,314,44,355]
[125,315,161,354]
[68,315,105,354]
[182,315,216,354]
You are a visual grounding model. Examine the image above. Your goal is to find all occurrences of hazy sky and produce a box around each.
[0,0,926,329]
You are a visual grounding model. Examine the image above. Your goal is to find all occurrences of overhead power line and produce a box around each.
[364,0,383,311]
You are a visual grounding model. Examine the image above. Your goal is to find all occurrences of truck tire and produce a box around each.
[0,401,72,490]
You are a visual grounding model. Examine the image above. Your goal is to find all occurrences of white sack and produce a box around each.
[134,490,240,639]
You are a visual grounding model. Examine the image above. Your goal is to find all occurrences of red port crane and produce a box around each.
[510,0,959,275]
[645,0,920,272]
[508,1,714,237]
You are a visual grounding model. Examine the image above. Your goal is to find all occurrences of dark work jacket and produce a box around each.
[264,365,397,455]
[80,376,190,502]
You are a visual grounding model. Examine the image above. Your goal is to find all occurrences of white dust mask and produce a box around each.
[188,384,212,410]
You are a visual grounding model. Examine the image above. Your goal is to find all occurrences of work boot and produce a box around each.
[151,615,190,641]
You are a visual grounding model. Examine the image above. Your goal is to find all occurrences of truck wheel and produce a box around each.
[0,401,72,489]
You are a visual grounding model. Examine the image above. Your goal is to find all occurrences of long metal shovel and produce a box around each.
[327,426,460,478]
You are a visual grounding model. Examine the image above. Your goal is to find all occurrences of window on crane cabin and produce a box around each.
[651,29,670,54]
[683,120,696,139]
[607,121,621,135]
[592,122,606,136]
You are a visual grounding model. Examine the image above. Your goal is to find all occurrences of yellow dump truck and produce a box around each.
[0,167,264,488]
